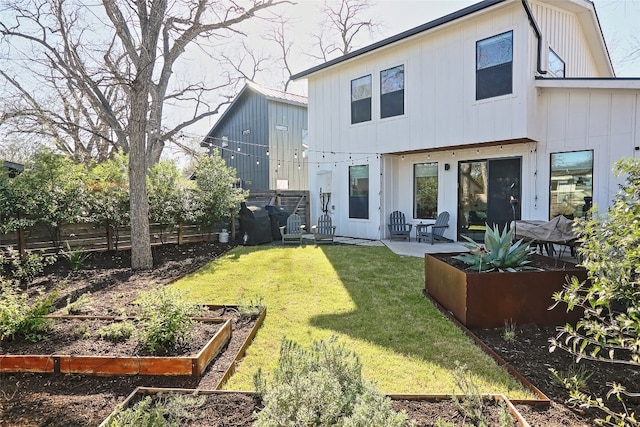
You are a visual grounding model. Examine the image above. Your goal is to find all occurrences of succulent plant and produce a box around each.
[454,224,535,272]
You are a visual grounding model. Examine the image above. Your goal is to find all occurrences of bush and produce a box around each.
[0,247,57,285]
[106,393,206,427]
[551,158,640,426]
[147,160,190,243]
[0,281,56,342]
[137,288,203,354]
[253,336,412,427]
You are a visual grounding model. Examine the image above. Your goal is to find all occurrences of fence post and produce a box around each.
[178,223,183,245]
[106,223,114,251]
[17,211,26,257]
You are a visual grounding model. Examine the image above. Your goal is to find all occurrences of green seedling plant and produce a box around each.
[449,362,514,427]
[550,365,593,393]
[61,292,93,315]
[237,295,265,318]
[454,224,535,272]
[502,320,517,343]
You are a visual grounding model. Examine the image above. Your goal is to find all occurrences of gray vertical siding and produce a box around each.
[268,101,308,191]
[206,87,308,191]
[207,91,270,190]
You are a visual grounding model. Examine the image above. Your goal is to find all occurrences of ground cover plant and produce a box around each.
[170,244,531,397]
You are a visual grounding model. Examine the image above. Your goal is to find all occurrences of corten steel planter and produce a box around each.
[0,316,231,377]
[424,253,587,329]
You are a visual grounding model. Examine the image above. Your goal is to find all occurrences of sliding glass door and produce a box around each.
[458,157,521,241]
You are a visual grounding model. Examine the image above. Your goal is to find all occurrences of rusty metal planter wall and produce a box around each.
[424,253,587,329]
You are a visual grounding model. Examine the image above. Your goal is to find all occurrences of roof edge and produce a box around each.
[291,0,507,80]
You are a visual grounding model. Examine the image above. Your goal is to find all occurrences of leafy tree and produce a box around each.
[1,0,289,270]
[10,149,89,250]
[88,151,130,250]
[191,152,247,236]
[0,166,19,234]
[147,160,189,243]
[551,158,640,427]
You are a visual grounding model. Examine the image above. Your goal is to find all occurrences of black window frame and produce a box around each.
[414,162,438,219]
[549,150,594,220]
[351,75,372,124]
[380,65,405,119]
[476,31,513,100]
[349,164,369,219]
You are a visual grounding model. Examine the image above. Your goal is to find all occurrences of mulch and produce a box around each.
[1,241,637,426]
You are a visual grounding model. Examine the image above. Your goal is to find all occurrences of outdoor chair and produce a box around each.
[311,214,336,244]
[279,213,305,245]
[416,211,452,244]
[387,211,412,241]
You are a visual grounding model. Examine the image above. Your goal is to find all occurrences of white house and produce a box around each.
[291,0,640,242]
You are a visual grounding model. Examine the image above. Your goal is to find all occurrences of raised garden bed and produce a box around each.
[424,253,587,329]
[0,316,231,377]
[99,387,532,427]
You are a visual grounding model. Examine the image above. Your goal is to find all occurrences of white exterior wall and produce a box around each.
[307,2,534,239]
[535,87,640,217]
[304,0,633,241]
[530,1,601,77]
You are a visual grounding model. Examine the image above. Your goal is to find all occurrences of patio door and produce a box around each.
[458,157,521,241]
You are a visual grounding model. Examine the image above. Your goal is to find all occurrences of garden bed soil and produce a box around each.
[0,241,636,426]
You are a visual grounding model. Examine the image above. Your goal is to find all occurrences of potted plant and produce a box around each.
[424,225,586,329]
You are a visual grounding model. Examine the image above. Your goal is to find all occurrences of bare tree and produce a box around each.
[0,0,289,270]
[264,17,294,91]
[309,0,378,62]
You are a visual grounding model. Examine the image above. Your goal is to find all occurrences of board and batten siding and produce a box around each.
[530,1,603,77]
[536,86,640,216]
[306,2,534,239]
[267,100,308,191]
[210,92,270,190]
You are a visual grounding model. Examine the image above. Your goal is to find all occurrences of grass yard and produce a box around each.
[171,244,532,398]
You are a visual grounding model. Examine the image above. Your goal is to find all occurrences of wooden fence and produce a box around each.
[0,221,233,256]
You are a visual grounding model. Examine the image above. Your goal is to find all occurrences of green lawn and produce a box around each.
[170,244,532,398]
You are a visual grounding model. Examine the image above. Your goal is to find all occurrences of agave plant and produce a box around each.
[454,224,535,272]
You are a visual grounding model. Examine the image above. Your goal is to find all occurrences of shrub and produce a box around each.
[0,281,56,342]
[106,393,206,427]
[63,243,90,272]
[137,288,202,354]
[147,160,190,243]
[454,224,534,272]
[253,336,412,427]
[98,321,136,343]
[551,158,640,426]
[0,247,57,285]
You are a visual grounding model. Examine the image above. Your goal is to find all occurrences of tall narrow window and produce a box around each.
[351,75,372,124]
[476,31,513,100]
[549,151,593,220]
[414,163,438,219]
[380,65,404,118]
[548,48,565,77]
[349,165,369,219]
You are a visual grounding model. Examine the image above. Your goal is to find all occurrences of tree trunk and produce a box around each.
[128,83,153,270]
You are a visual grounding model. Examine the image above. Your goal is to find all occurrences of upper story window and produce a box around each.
[476,31,513,100]
[380,65,404,118]
[549,150,593,220]
[351,75,372,124]
[548,48,565,77]
[414,162,438,219]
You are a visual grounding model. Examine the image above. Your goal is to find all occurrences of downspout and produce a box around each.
[521,0,547,75]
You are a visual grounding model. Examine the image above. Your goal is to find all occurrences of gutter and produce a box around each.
[521,0,546,75]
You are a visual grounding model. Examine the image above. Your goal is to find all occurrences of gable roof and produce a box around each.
[291,0,613,80]
[204,82,307,143]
